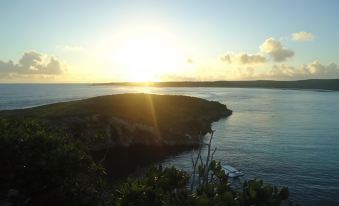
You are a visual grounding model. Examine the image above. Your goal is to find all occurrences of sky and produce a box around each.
[0,0,339,83]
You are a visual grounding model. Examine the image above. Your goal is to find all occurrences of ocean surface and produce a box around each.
[1,84,339,205]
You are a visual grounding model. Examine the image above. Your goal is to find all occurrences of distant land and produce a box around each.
[96,79,339,91]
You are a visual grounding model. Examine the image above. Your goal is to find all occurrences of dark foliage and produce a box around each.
[112,163,295,206]
[0,118,298,205]
[0,94,231,148]
[0,118,105,205]
[112,132,296,206]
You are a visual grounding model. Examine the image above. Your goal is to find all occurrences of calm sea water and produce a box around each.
[1,84,339,205]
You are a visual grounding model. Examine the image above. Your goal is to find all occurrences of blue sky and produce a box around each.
[1,0,339,82]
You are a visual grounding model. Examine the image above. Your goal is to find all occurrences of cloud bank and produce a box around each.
[0,51,65,78]
[220,53,266,65]
[260,38,294,62]
[263,61,339,80]
[214,61,339,81]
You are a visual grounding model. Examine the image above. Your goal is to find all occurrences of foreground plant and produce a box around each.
[113,132,296,206]
[0,118,106,205]
[112,164,293,206]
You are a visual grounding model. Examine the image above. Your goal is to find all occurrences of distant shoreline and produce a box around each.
[94,79,339,91]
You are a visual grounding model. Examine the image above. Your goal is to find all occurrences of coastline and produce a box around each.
[94,79,339,91]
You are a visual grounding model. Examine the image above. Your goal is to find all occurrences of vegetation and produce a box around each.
[113,165,292,206]
[0,118,106,205]
[0,94,232,148]
[112,132,295,206]
[0,94,297,205]
[0,94,230,125]
[0,119,297,205]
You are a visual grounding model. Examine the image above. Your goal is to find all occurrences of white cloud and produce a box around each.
[0,51,65,78]
[260,38,294,62]
[261,61,339,79]
[302,61,339,77]
[159,60,339,81]
[292,31,315,41]
[220,53,266,65]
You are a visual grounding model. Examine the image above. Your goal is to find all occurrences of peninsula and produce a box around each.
[0,93,232,148]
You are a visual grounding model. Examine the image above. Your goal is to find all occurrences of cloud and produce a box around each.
[260,38,294,62]
[220,53,266,65]
[262,61,339,79]
[0,51,65,78]
[292,31,315,41]
[302,61,339,77]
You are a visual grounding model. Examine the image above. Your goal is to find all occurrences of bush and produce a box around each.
[112,162,293,206]
[112,132,294,206]
[0,118,106,205]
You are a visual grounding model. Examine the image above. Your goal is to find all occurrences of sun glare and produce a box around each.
[111,34,186,82]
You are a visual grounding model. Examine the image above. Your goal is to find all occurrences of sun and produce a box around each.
[111,34,186,82]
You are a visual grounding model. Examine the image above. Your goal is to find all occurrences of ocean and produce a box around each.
[1,84,339,205]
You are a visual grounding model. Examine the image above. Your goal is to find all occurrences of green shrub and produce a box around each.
[112,163,292,206]
[112,131,293,206]
[0,118,106,205]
